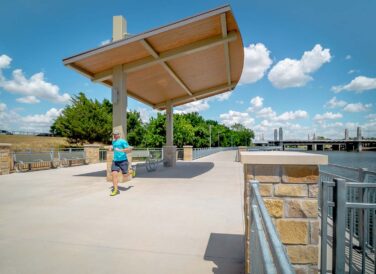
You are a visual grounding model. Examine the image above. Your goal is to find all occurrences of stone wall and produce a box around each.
[183,145,193,161]
[244,164,319,273]
[0,143,11,175]
[84,144,100,164]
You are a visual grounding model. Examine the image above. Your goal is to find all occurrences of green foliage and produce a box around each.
[51,96,255,147]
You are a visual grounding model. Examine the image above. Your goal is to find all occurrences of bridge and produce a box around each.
[255,127,376,152]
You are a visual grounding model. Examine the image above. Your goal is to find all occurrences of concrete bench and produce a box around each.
[58,150,88,167]
[13,152,57,171]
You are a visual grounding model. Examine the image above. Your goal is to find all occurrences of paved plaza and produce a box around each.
[0,151,245,274]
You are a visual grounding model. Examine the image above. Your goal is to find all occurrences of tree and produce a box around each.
[51,93,112,144]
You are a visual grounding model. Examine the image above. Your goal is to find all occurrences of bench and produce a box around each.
[13,152,57,171]
[131,150,163,173]
[58,150,88,167]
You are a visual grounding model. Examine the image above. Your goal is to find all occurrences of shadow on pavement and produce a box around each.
[73,162,214,179]
[204,233,245,274]
[74,170,107,177]
[134,161,215,179]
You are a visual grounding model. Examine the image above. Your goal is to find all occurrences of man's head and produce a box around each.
[113,129,121,140]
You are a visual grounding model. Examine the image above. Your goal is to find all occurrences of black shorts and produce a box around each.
[111,160,129,174]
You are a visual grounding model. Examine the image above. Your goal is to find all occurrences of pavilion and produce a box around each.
[63,5,244,167]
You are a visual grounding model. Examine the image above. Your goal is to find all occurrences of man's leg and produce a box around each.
[111,170,119,195]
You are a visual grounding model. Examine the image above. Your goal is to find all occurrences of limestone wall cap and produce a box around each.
[240,151,328,165]
[83,144,101,147]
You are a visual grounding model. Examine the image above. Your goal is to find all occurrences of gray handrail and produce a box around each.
[249,180,295,274]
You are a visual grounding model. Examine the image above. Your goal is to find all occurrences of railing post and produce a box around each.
[320,180,329,274]
[333,178,346,274]
[357,168,368,250]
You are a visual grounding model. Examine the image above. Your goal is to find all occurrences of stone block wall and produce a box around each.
[0,143,11,175]
[84,144,100,164]
[183,145,193,161]
[244,164,319,273]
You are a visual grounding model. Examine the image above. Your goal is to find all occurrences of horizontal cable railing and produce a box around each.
[248,180,294,274]
[192,147,236,160]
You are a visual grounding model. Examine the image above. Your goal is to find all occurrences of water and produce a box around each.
[312,151,376,182]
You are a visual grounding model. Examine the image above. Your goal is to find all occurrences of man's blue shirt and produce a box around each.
[112,139,129,161]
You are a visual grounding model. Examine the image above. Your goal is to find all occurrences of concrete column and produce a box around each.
[106,146,133,182]
[0,143,11,175]
[166,101,173,146]
[357,127,362,140]
[312,144,317,151]
[183,145,193,161]
[84,144,100,164]
[356,142,363,152]
[241,152,327,273]
[163,101,177,167]
[112,65,128,138]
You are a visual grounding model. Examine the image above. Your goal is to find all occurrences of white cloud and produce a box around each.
[332,76,376,93]
[136,107,156,123]
[236,100,244,105]
[274,110,308,121]
[0,55,12,70]
[174,100,209,114]
[22,108,63,124]
[240,43,272,84]
[343,103,372,112]
[0,54,71,104]
[314,112,343,122]
[100,39,111,46]
[366,113,376,121]
[212,91,232,101]
[325,97,347,108]
[348,69,356,74]
[16,96,40,104]
[256,107,276,119]
[250,96,264,108]
[220,110,255,128]
[268,44,331,89]
[0,102,6,112]
[345,55,352,60]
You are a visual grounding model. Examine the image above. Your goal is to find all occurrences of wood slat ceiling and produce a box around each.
[63,5,244,110]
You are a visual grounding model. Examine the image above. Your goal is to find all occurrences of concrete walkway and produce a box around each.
[0,151,245,274]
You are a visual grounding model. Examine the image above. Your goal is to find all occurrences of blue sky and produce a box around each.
[0,0,375,140]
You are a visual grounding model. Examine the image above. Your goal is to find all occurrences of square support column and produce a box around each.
[0,143,12,175]
[163,101,176,167]
[112,65,128,138]
[241,151,328,273]
[84,144,100,164]
[183,145,193,161]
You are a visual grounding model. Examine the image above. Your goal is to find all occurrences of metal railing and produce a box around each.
[192,147,236,160]
[176,148,184,160]
[320,178,376,274]
[248,180,294,274]
[247,146,283,151]
[320,164,376,251]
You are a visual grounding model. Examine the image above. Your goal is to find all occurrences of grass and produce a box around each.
[0,135,71,152]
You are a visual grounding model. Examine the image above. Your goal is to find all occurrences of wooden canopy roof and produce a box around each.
[63,5,244,110]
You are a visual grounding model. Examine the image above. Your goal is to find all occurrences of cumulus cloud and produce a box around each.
[274,110,308,121]
[174,100,210,114]
[268,44,331,89]
[325,97,347,108]
[220,110,255,128]
[345,55,352,60]
[212,91,232,101]
[100,39,111,46]
[343,103,372,112]
[16,96,40,104]
[314,112,343,122]
[256,107,276,119]
[332,76,376,93]
[247,96,264,112]
[240,43,272,84]
[0,54,71,104]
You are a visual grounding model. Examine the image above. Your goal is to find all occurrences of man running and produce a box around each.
[109,129,131,196]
